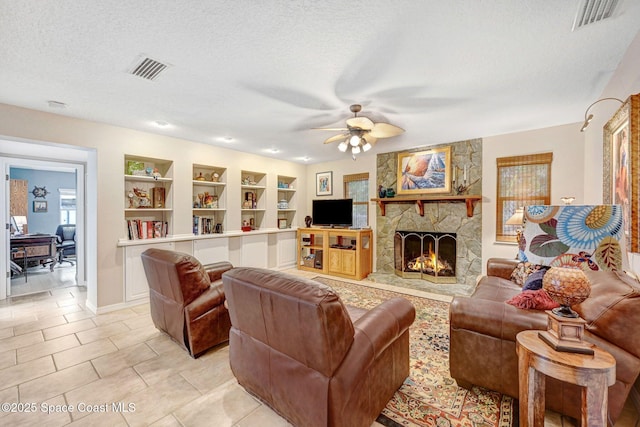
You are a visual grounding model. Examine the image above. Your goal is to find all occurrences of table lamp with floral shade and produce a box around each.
[538,266,594,354]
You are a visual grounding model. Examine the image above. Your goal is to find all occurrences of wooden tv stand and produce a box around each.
[297,227,372,280]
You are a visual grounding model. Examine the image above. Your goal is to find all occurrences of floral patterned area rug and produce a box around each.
[313,277,516,427]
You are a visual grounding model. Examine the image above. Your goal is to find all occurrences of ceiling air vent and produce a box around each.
[572,0,619,30]
[128,55,169,81]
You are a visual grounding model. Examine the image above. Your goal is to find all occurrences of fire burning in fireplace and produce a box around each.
[394,231,457,283]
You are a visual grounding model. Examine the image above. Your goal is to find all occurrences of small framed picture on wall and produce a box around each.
[33,200,47,213]
[316,171,333,196]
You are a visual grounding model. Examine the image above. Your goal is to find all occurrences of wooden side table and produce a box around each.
[516,330,616,427]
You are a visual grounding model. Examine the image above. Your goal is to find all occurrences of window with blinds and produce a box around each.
[344,173,369,228]
[496,153,552,242]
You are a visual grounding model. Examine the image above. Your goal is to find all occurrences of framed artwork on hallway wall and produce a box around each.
[33,200,47,213]
[603,93,640,252]
[397,146,452,195]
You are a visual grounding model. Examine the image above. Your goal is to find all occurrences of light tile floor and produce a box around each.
[0,269,636,426]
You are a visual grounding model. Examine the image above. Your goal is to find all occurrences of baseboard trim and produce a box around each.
[88,297,149,315]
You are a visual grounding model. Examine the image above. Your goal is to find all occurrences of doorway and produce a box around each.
[5,158,85,298]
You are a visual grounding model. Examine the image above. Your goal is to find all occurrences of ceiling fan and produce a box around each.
[314,104,405,159]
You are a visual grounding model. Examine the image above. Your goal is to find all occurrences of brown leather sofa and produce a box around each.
[450,258,640,425]
[141,248,233,358]
[222,267,416,427]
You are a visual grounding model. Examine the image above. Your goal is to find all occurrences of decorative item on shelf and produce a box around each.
[277,199,289,209]
[193,197,200,208]
[241,177,250,185]
[197,193,204,208]
[211,172,219,182]
[133,187,152,208]
[385,187,395,198]
[278,218,287,229]
[305,215,312,228]
[242,219,251,232]
[561,196,576,205]
[195,172,206,181]
[378,185,386,198]
[452,164,471,195]
[538,266,594,354]
[214,223,223,233]
[243,191,256,208]
[203,192,217,208]
[151,168,161,180]
[145,167,153,177]
[128,192,135,208]
[126,160,145,175]
[152,187,165,208]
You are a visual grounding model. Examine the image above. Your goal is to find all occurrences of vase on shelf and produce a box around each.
[378,185,386,198]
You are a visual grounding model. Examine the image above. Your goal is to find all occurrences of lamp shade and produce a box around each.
[506,208,524,225]
[542,267,591,318]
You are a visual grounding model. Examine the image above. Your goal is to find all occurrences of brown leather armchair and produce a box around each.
[222,267,416,427]
[141,248,233,358]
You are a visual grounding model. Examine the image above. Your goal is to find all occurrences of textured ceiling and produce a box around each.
[1,0,639,164]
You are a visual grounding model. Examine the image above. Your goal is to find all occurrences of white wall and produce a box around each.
[0,104,307,309]
[305,154,378,264]
[480,123,585,268]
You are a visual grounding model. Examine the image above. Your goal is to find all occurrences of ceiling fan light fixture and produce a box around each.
[338,141,348,152]
[362,142,372,152]
[349,135,361,146]
[352,145,361,154]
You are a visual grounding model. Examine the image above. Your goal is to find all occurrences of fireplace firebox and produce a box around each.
[394,230,457,283]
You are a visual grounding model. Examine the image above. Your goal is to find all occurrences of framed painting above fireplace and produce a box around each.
[397,147,451,195]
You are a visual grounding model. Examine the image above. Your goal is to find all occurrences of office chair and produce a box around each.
[54,224,76,266]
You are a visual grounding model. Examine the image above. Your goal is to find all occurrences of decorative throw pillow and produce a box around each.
[510,262,531,286]
[522,267,549,291]
[510,262,547,287]
[506,289,560,310]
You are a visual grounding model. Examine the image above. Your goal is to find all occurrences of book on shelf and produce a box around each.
[126,220,168,240]
[193,215,218,235]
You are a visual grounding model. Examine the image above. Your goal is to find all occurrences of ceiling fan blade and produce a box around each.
[362,133,377,145]
[346,116,374,130]
[370,122,405,138]
[323,133,350,144]
[312,127,348,131]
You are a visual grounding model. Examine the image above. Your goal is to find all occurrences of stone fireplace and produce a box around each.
[371,139,482,292]
[394,231,457,283]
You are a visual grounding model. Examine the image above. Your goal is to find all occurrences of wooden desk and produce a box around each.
[10,234,57,272]
[516,330,616,427]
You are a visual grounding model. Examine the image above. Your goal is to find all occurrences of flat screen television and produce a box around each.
[312,199,353,228]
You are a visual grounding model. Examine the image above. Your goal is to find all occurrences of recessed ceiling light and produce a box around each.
[216,136,234,143]
[267,148,280,154]
[154,120,169,127]
[300,156,311,162]
[47,100,67,109]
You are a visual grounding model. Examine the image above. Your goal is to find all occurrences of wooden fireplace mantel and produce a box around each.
[371,194,482,217]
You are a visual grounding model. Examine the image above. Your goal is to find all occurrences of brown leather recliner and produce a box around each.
[222,267,416,427]
[141,248,233,358]
[449,258,640,425]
